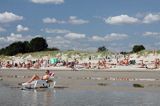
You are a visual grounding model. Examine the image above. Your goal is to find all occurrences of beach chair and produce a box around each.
[22,72,56,89]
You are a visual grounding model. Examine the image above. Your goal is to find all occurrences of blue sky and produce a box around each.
[0,0,160,52]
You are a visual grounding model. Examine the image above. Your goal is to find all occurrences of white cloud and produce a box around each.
[136,12,146,18]
[0,33,43,48]
[106,43,126,52]
[0,37,5,41]
[64,32,86,39]
[43,16,89,25]
[0,12,23,23]
[68,16,89,25]
[0,32,129,51]
[0,36,16,49]
[16,25,29,32]
[92,35,104,41]
[6,33,33,42]
[143,32,160,37]
[105,33,128,41]
[0,33,33,48]
[43,17,65,24]
[92,33,128,41]
[105,15,139,25]
[143,13,160,24]
[43,17,56,23]
[44,28,70,34]
[31,0,64,4]
[7,33,23,42]
[0,27,6,32]
[0,37,6,48]
[46,36,70,49]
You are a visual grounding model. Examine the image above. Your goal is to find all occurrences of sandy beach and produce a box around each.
[1,69,160,91]
[1,0,160,105]
[0,51,160,92]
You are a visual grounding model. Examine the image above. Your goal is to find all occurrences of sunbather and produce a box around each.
[25,70,50,83]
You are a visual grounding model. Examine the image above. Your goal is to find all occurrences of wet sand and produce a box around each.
[1,69,160,91]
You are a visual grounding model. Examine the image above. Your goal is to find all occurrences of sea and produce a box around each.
[0,82,160,106]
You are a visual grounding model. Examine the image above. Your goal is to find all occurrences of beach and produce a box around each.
[1,69,160,106]
[0,0,160,105]
[1,69,160,91]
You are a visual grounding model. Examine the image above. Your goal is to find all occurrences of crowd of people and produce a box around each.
[0,54,160,70]
[0,58,112,70]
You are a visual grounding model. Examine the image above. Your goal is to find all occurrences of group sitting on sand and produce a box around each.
[144,59,160,69]
[0,54,160,70]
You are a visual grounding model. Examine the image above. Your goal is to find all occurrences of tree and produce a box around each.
[97,46,107,52]
[0,48,5,55]
[120,51,127,55]
[47,47,60,51]
[132,45,145,53]
[0,37,59,56]
[30,37,48,52]
[4,41,25,56]
[23,41,31,53]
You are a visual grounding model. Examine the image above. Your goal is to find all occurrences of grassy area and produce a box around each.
[137,50,160,56]
[0,50,160,61]
[0,50,114,60]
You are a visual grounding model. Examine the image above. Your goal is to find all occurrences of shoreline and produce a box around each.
[1,69,160,91]
[1,65,160,72]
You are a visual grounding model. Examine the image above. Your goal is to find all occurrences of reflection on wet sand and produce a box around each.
[21,89,56,106]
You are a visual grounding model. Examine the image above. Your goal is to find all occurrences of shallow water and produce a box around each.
[0,83,160,106]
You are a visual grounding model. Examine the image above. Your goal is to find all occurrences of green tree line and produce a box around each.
[97,45,145,53]
[0,37,59,56]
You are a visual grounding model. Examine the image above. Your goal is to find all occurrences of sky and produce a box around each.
[0,0,160,52]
